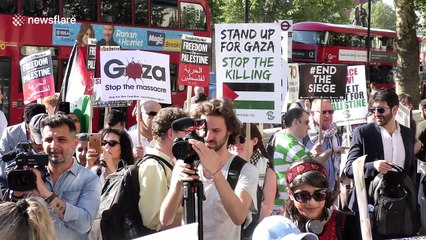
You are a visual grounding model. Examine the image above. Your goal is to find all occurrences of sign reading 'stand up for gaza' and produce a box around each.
[299,64,347,99]
[215,23,283,124]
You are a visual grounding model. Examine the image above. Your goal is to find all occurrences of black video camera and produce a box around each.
[3,142,49,191]
[172,118,207,165]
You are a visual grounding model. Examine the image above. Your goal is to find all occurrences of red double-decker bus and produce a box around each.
[291,21,397,89]
[0,0,211,129]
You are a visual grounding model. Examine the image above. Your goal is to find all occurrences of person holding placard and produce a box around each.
[306,99,346,193]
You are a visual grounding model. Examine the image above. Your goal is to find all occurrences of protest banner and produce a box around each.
[353,155,373,240]
[332,65,368,126]
[20,50,55,104]
[92,78,132,108]
[283,63,300,111]
[299,64,347,99]
[85,38,96,95]
[396,103,411,128]
[178,34,211,87]
[215,23,283,124]
[299,63,347,139]
[100,50,171,103]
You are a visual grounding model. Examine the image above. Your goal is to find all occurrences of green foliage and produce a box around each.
[370,2,396,30]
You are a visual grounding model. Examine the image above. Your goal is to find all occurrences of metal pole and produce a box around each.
[245,0,249,23]
[366,0,372,83]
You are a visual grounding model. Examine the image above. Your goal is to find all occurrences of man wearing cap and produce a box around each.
[128,100,162,148]
[0,103,46,179]
[28,113,48,153]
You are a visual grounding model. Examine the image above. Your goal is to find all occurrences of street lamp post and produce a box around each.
[245,0,249,23]
[366,0,372,83]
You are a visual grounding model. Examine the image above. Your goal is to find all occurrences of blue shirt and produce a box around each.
[44,159,102,240]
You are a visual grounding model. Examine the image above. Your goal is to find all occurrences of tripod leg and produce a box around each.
[196,181,204,240]
[183,181,196,224]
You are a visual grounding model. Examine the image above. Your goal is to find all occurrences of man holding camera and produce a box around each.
[137,107,188,232]
[12,114,102,240]
[160,99,259,240]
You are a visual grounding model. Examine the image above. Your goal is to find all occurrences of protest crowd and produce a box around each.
[1,84,426,240]
[0,15,425,240]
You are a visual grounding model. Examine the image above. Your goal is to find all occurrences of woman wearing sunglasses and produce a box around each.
[254,159,362,239]
[232,123,277,221]
[89,128,135,185]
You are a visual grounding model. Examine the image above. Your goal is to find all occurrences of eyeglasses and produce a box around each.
[369,107,390,114]
[292,189,327,203]
[236,135,246,144]
[101,140,120,147]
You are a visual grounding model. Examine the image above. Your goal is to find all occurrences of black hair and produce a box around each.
[284,108,308,128]
[100,128,135,165]
[284,159,330,232]
[40,114,76,135]
[371,88,399,108]
[106,109,126,128]
[24,103,46,124]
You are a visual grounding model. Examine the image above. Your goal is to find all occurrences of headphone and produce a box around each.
[305,208,331,235]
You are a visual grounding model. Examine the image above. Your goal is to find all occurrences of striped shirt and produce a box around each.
[273,132,313,210]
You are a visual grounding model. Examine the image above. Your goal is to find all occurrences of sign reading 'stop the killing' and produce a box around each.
[299,64,347,99]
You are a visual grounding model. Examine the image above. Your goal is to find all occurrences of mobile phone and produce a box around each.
[88,133,101,153]
[57,101,70,114]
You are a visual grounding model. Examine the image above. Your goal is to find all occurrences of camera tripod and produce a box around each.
[183,179,204,240]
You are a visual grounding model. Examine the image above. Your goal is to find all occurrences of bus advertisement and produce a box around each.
[291,22,397,90]
[0,0,211,129]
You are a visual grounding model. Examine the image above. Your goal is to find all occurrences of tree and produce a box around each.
[394,0,420,103]
[371,2,396,30]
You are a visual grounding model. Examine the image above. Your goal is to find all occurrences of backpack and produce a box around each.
[98,154,173,240]
[368,165,420,238]
[227,156,262,239]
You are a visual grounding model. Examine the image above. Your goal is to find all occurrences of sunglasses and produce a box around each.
[101,140,120,147]
[145,111,158,117]
[235,135,246,144]
[318,110,334,115]
[292,189,327,203]
[369,107,389,114]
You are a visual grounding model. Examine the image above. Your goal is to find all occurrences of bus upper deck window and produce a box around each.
[63,0,97,22]
[151,0,178,28]
[0,0,17,14]
[181,2,207,31]
[21,0,59,17]
[101,0,131,24]
[134,0,148,26]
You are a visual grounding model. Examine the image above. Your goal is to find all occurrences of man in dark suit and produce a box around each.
[345,88,417,211]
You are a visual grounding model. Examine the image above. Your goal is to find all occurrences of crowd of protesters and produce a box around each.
[0,87,425,240]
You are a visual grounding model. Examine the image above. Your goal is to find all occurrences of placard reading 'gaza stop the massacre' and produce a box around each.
[299,64,347,99]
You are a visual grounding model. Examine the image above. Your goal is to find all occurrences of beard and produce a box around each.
[206,135,228,152]
[375,112,393,126]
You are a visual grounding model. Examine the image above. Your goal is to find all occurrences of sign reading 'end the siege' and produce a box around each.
[299,64,347,99]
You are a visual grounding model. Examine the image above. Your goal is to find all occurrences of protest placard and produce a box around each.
[178,34,211,87]
[100,50,171,103]
[283,63,300,111]
[20,50,55,104]
[332,65,368,126]
[215,23,283,123]
[299,64,347,99]
[396,103,411,128]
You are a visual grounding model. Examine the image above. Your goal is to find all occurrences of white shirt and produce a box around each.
[199,155,259,240]
[0,111,7,137]
[128,128,150,148]
[380,123,405,168]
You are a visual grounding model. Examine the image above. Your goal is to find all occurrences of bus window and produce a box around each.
[63,0,97,22]
[21,0,59,17]
[0,0,17,14]
[20,46,59,57]
[293,31,323,45]
[180,2,206,31]
[134,0,148,26]
[100,0,131,24]
[0,59,11,121]
[151,0,178,28]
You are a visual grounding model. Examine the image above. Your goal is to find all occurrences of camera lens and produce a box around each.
[172,141,192,160]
